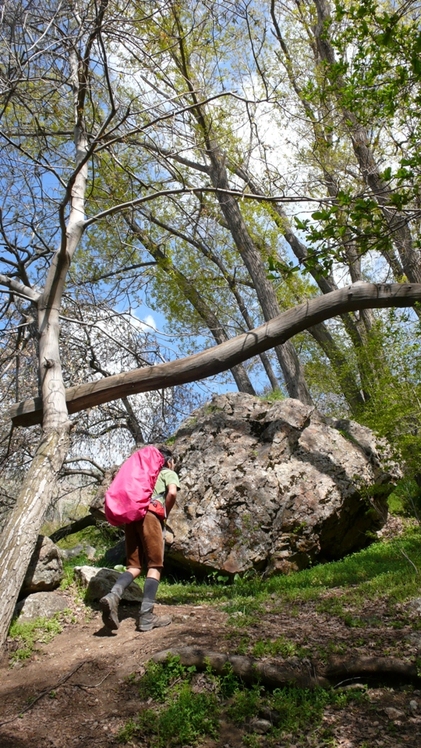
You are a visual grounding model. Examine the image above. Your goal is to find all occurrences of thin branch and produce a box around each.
[92,89,270,155]
[0,662,86,726]
[400,548,419,574]
[83,186,336,228]
[63,456,106,474]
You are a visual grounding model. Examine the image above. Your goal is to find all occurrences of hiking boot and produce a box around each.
[99,592,120,630]
[137,609,172,632]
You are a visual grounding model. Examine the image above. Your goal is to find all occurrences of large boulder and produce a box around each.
[166,393,397,576]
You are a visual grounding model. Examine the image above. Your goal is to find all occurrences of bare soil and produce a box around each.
[1,582,421,748]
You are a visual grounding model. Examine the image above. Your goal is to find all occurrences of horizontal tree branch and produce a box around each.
[9,282,421,427]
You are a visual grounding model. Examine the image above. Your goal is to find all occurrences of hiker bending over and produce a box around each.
[100,446,180,632]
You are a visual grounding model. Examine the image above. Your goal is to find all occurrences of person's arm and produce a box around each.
[165,484,178,517]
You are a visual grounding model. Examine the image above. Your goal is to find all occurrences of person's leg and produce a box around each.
[99,524,142,630]
[137,514,172,632]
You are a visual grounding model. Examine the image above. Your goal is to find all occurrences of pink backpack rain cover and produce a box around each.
[104,445,165,527]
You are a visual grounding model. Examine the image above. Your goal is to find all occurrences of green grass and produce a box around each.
[269,685,365,742]
[159,523,421,615]
[8,612,69,664]
[58,524,126,590]
[388,488,407,516]
[117,655,366,748]
[60,553,92,590]
[57,524,122,559]
[388,477,421,520]
[136,655,197,701]
[260,388,286,402]
[117,657,219,746]
[251,636,310,659]
[118,689,219,747]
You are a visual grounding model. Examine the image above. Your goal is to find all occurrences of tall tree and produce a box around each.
[2,0,421,650]
[0,0,209,647]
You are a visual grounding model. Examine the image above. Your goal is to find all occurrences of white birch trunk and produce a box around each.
[0,58,89,648]
[0,427,71,648]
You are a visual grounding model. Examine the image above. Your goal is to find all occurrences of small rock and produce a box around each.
[85,545,96,560]
[384,707,404,720]
[20,536,63,595]
[249,718,272,734]
[409,699,418,714]
[340,682,366,691]
[15,591,69,621]
[409,633,421,650]
[409,597,421,614]
[74,565,143,602]
[62,543,96,561]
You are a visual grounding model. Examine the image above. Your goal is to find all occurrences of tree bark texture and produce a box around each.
[153,647,421,689]
[207,145,313,404]
[10,283,421,428]
[0,426,71,649]
[0,49,90,650]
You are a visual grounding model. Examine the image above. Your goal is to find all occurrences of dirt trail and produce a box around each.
[1,590,421,748]
[0,601,228,748]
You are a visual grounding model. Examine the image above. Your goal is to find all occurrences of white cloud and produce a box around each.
[141,314,157,331]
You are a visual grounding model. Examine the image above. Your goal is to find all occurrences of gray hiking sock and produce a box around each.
[140,577,159,613]
[110,571,134,599]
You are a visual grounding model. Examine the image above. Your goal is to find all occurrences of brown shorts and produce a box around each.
[124,511,164,571]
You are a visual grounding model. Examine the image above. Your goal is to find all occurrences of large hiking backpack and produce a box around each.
[104,445,165,527]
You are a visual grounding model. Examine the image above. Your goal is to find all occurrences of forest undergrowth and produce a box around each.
[3,498,421,748]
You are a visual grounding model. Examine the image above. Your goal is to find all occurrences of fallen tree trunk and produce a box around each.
[152,647,421,689]
[49,514,96,544]
[323,655,421,686]
[10,282,421,427]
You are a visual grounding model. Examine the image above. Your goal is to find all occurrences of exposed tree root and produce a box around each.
[152,647,421,689]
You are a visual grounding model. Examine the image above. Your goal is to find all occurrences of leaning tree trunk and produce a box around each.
[0,37,90,647]
[0,426,71,649]
[207,144,313,404]
[0,259,76,650]
[10,283,421,427]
